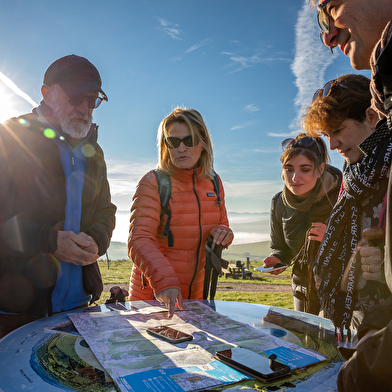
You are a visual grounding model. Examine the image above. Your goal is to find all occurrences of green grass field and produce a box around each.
[97,259,294,309]
[98,259,292,285]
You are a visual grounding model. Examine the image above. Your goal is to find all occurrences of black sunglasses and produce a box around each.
[68,94,106,109]
[312,79,349,102]
[164,135,199,149]
[282,136,316,150]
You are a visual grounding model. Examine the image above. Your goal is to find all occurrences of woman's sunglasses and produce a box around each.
[312,79,349,102]
[282,136,316,150]
[68,94,106,109]
[164,135,199,149]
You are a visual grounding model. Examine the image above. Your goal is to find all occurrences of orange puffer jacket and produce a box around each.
[128,167,232,300]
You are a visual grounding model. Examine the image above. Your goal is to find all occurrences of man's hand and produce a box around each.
[263,256,285,275]
[54,231,99,266]
[155,288,183,318]
[359,244,385,283]
[77,232,99,254]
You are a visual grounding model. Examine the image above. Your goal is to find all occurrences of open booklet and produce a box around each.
[117,360,252,392]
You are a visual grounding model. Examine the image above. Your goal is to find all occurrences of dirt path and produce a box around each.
[215,282,291,292]
[103,282,292,293]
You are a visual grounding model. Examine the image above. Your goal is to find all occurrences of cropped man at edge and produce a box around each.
[310,0,392,389]
[0,55,116,338]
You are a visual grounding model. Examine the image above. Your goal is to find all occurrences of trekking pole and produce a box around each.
[106,252,110,269]
[362,226,384,248]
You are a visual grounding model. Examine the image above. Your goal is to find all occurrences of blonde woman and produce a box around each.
[128,108,233,317]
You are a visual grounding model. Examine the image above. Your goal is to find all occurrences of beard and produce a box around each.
[46,91,92,139]
[54,108,92,139]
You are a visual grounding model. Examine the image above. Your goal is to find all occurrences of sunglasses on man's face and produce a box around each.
[317,0,333,34]
[312,79,349,102]
[164,135,199,149]
[68,94,105,109]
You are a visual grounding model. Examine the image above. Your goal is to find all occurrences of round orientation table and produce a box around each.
[0,300,356,391]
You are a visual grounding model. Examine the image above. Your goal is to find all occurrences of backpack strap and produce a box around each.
[211,171,222,207]
[152,169,221,248]
[152,169,174,247]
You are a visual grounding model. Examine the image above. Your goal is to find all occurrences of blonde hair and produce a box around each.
[157,107,214,178]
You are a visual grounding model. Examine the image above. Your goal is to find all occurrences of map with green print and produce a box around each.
[69,301,327,392]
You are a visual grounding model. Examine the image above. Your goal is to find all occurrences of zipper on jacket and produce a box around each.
[141,273,147,289]
[56,138,85,311]
[188,169,202,299]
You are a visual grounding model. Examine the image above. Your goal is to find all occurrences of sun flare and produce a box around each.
[0,83,17,123]
[0,71,38,123]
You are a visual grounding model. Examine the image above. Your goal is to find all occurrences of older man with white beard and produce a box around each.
[0,55,116,337]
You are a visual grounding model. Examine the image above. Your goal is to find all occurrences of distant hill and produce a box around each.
[101,242,128,261]
[222,241,271,261]
[101,240,271,262]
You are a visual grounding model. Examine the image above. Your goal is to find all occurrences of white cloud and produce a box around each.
[268,130,300,138]
[106,159,157,242]
[291,1,337,119]
[223,179,283,199]
[222,48,291,73]
[157,18,182,40]
[185,38,211,53]
[244,104,259,113]
[230,120,255,131]
[106,159,155,197]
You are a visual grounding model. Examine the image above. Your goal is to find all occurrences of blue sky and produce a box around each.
[0,0,370,245]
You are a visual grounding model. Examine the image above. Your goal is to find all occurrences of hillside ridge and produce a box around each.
[102,240,271,261]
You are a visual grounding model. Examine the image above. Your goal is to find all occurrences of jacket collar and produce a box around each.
[171,165,202,182]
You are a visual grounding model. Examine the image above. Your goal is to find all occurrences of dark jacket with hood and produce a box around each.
[269,164,342,301]
[0,104,116,317]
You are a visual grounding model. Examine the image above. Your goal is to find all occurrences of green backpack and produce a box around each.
[152,169,225,300]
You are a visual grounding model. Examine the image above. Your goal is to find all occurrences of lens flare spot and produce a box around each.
[18,118,30,127]
[82,144,96,157]
[59,136,65,141]
[43,128,56,139]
